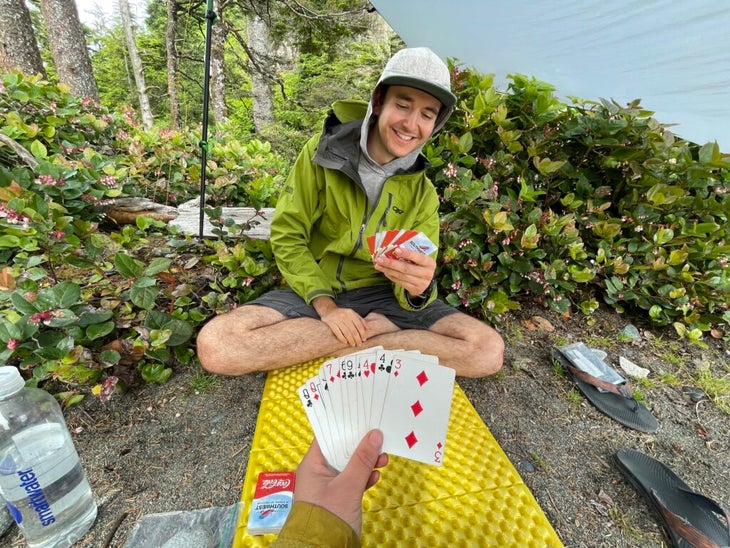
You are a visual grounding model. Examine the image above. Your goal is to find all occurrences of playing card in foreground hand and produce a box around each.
[379,355,455,466]
[298,349,454,470]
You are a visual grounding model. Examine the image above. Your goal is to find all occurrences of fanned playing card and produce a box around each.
[379,359,455,466]
[298,349,454,470]
[298,378,335,465]
[317,358,351,466]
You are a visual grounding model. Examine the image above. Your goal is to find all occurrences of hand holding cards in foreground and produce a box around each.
[298,348,455,471]
[367,229,437,261]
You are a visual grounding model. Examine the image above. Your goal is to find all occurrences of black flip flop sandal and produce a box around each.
[616,448,730,548]
[552,346,659,433]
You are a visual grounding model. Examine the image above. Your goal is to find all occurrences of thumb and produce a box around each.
[340,429,383,487]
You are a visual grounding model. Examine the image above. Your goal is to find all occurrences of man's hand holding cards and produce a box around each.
[367,229,437,261]
[298,348,456,471]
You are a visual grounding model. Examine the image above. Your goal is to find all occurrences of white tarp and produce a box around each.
[371,0,730,152]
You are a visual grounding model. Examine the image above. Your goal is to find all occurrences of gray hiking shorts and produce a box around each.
[245,284,458,330]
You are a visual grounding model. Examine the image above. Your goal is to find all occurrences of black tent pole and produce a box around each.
[198,0,216,240]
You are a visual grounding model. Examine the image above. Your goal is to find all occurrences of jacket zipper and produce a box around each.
[335,194,392,291]
[375,193,392,232]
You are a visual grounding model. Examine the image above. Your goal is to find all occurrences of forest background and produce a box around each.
[0,1,729,546]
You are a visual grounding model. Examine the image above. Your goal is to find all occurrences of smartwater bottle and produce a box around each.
[0,366,97,547]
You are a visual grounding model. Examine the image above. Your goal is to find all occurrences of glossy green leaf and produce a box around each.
[115,253,145,279]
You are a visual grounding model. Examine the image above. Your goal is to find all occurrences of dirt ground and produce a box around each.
[2,301,728,548]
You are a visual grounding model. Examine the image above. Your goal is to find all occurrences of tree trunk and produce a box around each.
[248,14,273,133]
[0,0,46,76]
[119,0,154,130]
[39,0,98,100]
[210,0,228,125]
[165,0,181,129]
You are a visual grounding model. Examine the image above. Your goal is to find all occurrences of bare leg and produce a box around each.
[361,311,504,378]
[197,306,401,375]
[197,305,503,378]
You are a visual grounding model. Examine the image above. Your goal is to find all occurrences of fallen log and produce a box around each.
[96,197,179,225]
[170,198,274,239]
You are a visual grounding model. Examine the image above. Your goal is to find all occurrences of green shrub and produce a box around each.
[428,65,730,338]
[0,74,285,395]
[0,73,133,222]
[118,123,288,209]
[0,217,198,390]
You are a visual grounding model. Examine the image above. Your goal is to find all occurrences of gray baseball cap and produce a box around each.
[377,47,457,109]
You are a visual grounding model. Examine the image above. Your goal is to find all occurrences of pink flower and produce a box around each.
[479,157,496,169]
[443,163,458,178]
[35,174,64,186]
[99,175,118,188]
[29,311,53,325]
[0,204,31,225]
[7,339,17,350]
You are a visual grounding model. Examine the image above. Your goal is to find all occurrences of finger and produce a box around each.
[341,314,367,346]
[340,429,384,490]
[374,262,410,286]
[331,325,350,345]
[328,318,356,346]
[395,247,436,268]
[392,246,422,264]
[365,453,389,489]
[377,257,431,285]
[365,469,380,490]
[352,317,368,343]
[380,267,424,294]
[340,323,362,346]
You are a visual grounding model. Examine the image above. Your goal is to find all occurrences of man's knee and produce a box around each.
[196,319,222,373]
[197,313,249,375]
[482,329,505,374]
[468,324,504,378]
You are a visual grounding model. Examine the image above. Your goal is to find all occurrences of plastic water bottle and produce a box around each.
[0,366,97,548]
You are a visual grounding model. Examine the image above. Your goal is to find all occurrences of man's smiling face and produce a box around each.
[367,85,442,165]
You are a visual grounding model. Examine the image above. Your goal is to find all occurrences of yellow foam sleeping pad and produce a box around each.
[233,358,564,548]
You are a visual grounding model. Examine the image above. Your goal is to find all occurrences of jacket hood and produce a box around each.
[316,101,428,176]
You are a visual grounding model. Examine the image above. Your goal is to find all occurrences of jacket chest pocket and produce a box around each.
[318,203,355,244]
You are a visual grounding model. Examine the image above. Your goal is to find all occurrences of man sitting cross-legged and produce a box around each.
[196,47,504,378]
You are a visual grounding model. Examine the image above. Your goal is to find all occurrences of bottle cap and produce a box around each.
[0,366,25,397]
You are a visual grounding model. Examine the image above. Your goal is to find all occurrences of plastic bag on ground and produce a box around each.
[123,502,240,548]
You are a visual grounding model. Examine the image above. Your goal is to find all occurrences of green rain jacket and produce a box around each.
[271,501,359,547]
[270,99,440,311]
